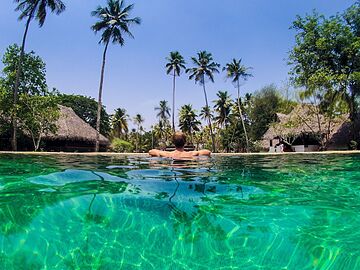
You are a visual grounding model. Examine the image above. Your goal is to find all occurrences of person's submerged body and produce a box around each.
[149,132,211,160]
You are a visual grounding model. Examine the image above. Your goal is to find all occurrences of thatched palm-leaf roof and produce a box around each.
[263,104,349,142]
[44,105,109,145]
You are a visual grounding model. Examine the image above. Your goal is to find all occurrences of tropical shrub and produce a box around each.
[110,138,134,153]
[349,140,358,150]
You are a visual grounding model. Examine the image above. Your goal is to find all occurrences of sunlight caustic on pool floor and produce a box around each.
[0,154,360,269]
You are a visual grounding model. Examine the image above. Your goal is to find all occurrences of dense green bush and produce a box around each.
[110,138,134,153]
[349,140,358,150]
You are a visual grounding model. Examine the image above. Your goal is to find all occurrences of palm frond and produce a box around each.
[91,0,140,46]
[224,58,253,84]
[111,27,125,45]
[36,0,47,27]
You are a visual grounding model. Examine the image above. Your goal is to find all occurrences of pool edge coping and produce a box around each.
[0,150,359,156]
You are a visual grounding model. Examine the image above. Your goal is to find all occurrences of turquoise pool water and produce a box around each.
[0,153,359,269]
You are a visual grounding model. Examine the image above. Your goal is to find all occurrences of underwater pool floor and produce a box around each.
[0,153,359,269]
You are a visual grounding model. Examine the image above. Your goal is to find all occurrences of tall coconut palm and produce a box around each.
[133,113,144,130]
[91,0,141,152]
[199,105,213,122]
[199,106,214,149]
[12,0,66,151]
[186,51,220,152]
[165,51,186,131]
[155,100,171,126]
[153,121,172,147]
[178,104,200,144]
[223,59,252,152]
[214,91,232,128]
[133,113,144,152]
[112,108,129,138]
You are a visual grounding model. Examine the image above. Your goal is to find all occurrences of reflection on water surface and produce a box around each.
[0,154,360,269]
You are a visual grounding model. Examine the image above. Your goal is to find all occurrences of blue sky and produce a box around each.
[0,0,356,129]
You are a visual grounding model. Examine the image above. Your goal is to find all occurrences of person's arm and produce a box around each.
[198,149,211,156]
[190,149,211,157]
[149,149,161,157]
[149,149,169,157]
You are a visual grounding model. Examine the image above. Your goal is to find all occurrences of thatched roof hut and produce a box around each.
[43,105,109,152]
[262,104,350,151]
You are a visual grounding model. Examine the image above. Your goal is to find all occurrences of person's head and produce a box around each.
[173,132,186,148]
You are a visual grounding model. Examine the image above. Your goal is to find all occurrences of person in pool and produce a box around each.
[149,132,211,159]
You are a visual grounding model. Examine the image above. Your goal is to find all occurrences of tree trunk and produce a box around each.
[237,80,249,152]
[95,40,110,152]
[151,129,154,149]
[35,134,42,152]
[189,127,193,145]
[349,89,357,140]
[202,78,216,152]
[137,127,139,152]
[12,13,33,151]
[172,70,176,132]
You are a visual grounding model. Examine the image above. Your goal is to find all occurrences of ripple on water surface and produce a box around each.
[0,154,360,269]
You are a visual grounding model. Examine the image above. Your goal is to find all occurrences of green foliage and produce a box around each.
[141,131,156,152]
[91,0,141,46]
[213,91,232,128]
[56,94,111,136]
[223,58,253,151]
[0,45,59,150]
[186,51,219,151]
[166,51,186,76]
[110,138,134,152]
[248,84,292,140]
[17,94,60,151]
[15,0,66,27]
[349,140,358,150]
[178,104,200,141]
[133,114,145,152]
[223,58,252,84]
[91,0,141,151]
[166,51,186,130]
[199,105,213,122]
[0,86,12,135]
[111,108,129,138]
[289,2,360,120]
[153,121,172,148]
[186,51,220,85]
[155,100,171,125]
[133,114,144,128]
[1,44,47,96]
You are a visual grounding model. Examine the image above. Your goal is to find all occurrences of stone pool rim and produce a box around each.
[0,150,359,157]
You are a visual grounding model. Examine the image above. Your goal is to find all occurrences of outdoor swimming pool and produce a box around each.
[0,153,359,269]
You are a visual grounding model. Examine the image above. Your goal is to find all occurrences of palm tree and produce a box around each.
[199,105,213,122]
[178,104,200,144]
[12,0,66,151]
[214,91,232,128]
[153,121,172,148]
[155,100,171,126]
[199,107,213,150]
[165,51,186,131]
[112,108,129,138]
[223,59,252,152]
[186,51,220,152]
[133,113,144,152]
[91,0,141,152]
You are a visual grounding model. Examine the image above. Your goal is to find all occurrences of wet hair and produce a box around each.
[173,132,186,148]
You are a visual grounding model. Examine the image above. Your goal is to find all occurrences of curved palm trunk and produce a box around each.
[237,80,249,152]
[95,40,110,152]
[189,127,193,145]
[172,70,176,132]
[202,79,216,152]
[136,125,142,152]
[12,13,33,151]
